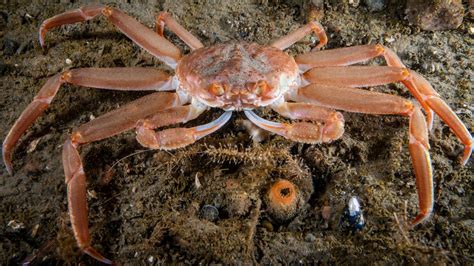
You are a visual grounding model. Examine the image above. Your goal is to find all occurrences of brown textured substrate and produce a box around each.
[0,0,472,264]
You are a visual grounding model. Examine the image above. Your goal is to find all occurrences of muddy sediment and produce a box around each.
[1,0,472,264]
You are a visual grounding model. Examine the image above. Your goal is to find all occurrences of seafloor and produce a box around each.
[1,0,473,264]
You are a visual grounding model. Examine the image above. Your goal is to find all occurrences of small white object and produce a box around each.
[27,138,41,153]
[7,220,25,230]
[384,36,395,43]
[195,173,202,189]
[65,58,72,65]
[87,190,97,199]
[348,196,361,216]
[148,256,155,263]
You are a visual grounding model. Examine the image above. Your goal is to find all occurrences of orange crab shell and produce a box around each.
[175,42,300,110]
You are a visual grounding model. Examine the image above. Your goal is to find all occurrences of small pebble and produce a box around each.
[364,0,387,11]
[304,233,316,242]
[200,205,219,222]
[65,58,72,65]
[384,36,395,43]
[147,256,154,263]
[2,38,19,56]
[349,0,360,7]
[7,220,25,231]
[468,26,474,35]
[262,220,274,232]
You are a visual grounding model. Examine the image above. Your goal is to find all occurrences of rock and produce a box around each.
[0,62,9,76]
[200,205,219,222]
[2,38,19,56]
[349,0,360,8]
[406,0,464,31]
[364,0,387,11]
[304,233,316,242]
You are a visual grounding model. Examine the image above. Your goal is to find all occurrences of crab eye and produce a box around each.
[254,81,268,96]
[209,83,225,96]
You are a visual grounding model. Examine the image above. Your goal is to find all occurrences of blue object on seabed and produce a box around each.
[340,196,365,231]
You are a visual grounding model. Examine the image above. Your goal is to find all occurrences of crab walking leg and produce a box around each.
[271,21,327,50]
[39,5,181,68]
[303,67,473,164]
[2,68,173,175]
[136,111,232,150]
[303,66,410,88]
[295,44,395,71]
[290,85,433,225]
[271,101,345,141]
[244,110,341,143]
[155,12,204,50]
[62,92,191,264]
[295,44,435,128]
[302,66,433,127]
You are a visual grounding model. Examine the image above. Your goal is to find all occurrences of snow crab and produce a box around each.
[3,5,472,264]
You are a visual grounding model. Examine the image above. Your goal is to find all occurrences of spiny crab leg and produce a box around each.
[156,12,204,50]
[271,21,327,50]
[293,84,434,225]
[3,68,173,175]
[63,92,187,264]
[39,5,181,68]
[303,66,473,165]
[136,111,232,150]
[244,110,342,143]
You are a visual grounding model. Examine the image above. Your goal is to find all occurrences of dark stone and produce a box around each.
[406,0,464,31]
[2,38,19,56]
[200,205,219,222]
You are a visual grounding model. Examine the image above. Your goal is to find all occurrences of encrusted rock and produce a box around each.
[406,0,464,31]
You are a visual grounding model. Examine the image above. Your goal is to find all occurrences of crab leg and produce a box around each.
[156,12,204,50]
[271,21,327,50]
[3,68,173,175]
[271,101,345,141]
[290,84,433,225]
[296,44,435,128]
[244,109,342,144]
[303,66,473,165]
[136,111,232,150]
[295,44,391,71]
[39,5,181,68]
[63,92,196,264]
